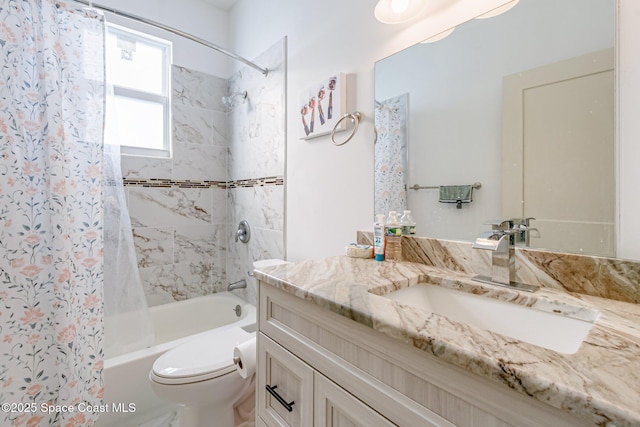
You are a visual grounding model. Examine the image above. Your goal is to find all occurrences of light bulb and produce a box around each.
[374,0,427,24]
[391,0,409,15]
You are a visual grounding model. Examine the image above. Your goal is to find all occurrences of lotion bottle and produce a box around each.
[373,214,386,261]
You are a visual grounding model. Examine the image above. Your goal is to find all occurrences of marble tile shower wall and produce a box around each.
[123,65,230,306]
[121,39,286,308]
[227,39,286,305]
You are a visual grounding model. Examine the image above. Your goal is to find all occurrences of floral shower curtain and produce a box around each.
[374,94,409,216]
[0,1,105,426]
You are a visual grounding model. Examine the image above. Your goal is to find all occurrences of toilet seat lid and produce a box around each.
[152,327,252,384]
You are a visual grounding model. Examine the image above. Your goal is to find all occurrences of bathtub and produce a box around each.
[96,292,256,427]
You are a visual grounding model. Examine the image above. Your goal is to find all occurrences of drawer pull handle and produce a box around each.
[265,384,295,412]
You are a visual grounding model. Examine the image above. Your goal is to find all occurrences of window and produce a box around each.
[105,24,172,157]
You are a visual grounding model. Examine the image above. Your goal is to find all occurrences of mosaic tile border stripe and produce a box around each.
[122,176,284,189]
[228,176,284,188]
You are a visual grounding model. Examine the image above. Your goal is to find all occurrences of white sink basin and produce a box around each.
[382,284,598,354]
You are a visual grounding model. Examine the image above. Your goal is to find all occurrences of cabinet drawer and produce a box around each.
[315,372,395,427]
[257,333,313,427]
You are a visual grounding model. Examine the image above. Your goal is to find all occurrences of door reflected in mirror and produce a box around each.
[374,0,615,257]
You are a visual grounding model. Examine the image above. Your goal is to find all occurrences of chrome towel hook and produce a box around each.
[331,112,362,146]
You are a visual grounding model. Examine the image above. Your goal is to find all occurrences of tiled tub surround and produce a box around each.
[122,65,230,307]
[121,38,286,307]
[226,39,286,305]
[227,39,286,182]
[125,176,284,307]
[254,256,640,427]
[123,53,285,306]
[127,183,227,306]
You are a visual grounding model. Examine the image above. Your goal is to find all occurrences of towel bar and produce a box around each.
[409,182,482,191]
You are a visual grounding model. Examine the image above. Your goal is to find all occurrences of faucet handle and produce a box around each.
[525,227,541,238]
[235,220,251,243]
[509,217,536,227]
[483,219,514,231]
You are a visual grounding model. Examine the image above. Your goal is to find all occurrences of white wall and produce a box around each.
[229,0,517,261]
[97,0,231,76]
[618,0,640,260]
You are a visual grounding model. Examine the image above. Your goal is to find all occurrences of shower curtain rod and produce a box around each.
[74,0,269,76]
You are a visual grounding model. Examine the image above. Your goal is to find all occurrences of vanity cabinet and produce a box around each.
[314,371,396,427]
[257,333,314,426]
[258,334,396,427]
[257,282,591,427]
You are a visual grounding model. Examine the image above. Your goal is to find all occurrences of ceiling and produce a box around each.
[200,0,237,11]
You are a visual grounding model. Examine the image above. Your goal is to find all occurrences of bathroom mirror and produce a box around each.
[374,0,617,257]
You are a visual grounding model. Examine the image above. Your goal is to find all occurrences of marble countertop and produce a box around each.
[254,256,640,427]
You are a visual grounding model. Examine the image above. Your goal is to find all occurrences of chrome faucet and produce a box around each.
[510,217,540,247]
[228,279,247,291]
[472,219,539,292]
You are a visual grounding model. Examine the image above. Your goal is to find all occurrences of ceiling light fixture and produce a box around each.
[475,0,519,19]
[374,0,427,24]
[421,27,456,43]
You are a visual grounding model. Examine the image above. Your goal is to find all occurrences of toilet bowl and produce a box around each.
[149,327,255,427]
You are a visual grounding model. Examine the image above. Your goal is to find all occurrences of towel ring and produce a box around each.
[331,112,362,146]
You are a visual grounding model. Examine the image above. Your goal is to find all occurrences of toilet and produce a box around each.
[149,327,255,427]
[150,259,287,427]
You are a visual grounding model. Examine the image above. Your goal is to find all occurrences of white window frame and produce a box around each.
[106,23,172,158]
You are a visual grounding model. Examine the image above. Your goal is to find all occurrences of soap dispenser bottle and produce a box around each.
[400,210,416,235]
[385,211,402,261]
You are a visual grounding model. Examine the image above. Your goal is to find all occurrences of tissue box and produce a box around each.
[345,244,373,259]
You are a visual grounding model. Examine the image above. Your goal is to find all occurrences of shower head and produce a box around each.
[222,91,247,109]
